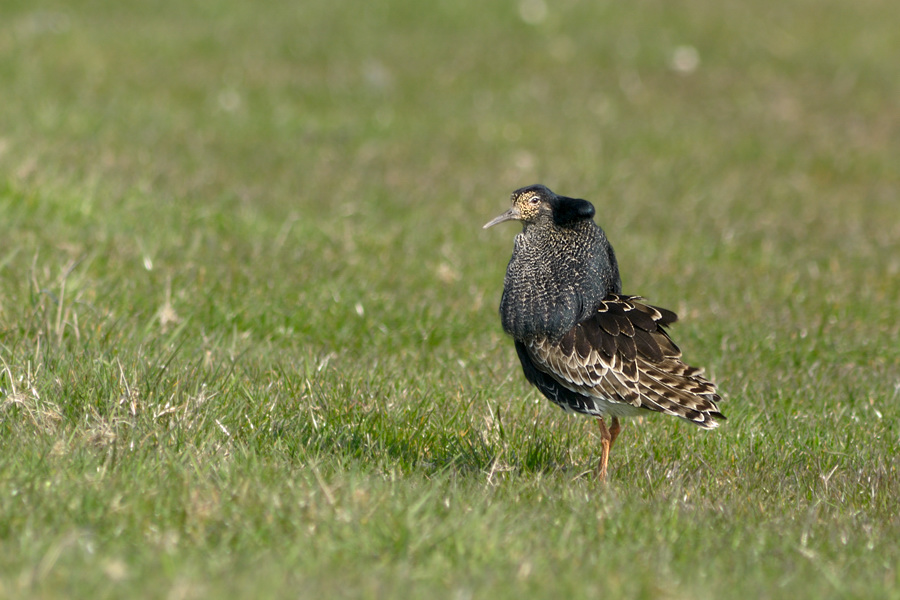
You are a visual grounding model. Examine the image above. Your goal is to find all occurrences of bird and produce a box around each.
[484,184,725,481]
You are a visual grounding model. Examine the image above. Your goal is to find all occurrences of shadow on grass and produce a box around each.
[250,375,581,478]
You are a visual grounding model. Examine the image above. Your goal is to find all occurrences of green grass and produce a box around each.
[2,0,900,597]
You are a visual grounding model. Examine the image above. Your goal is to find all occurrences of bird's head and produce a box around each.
[483,184,595,230]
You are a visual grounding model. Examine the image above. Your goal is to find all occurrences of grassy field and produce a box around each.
[2,0,899,597]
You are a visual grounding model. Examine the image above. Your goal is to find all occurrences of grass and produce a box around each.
[2,0,899,597]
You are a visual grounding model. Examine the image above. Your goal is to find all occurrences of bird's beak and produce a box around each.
[483,207,521,229]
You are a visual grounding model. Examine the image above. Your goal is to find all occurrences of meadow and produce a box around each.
[1,0,899,597]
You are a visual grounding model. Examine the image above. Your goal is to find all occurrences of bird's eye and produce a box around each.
[529,196,540,205]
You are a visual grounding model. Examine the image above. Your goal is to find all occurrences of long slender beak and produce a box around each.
[483,207,521,229]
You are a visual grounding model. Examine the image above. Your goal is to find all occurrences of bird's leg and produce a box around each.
[608,416,621,447]
[595,417,622,482]
[596,418,612,482]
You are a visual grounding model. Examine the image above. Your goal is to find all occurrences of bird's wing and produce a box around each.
[526,294,724,427]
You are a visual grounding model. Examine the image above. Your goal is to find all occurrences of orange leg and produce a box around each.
[609,416,621,446]
[595,416,622,482]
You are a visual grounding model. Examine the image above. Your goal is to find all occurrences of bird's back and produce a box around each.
[520,294,724,426]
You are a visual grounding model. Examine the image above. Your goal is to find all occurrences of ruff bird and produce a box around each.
[484,184,724,480]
